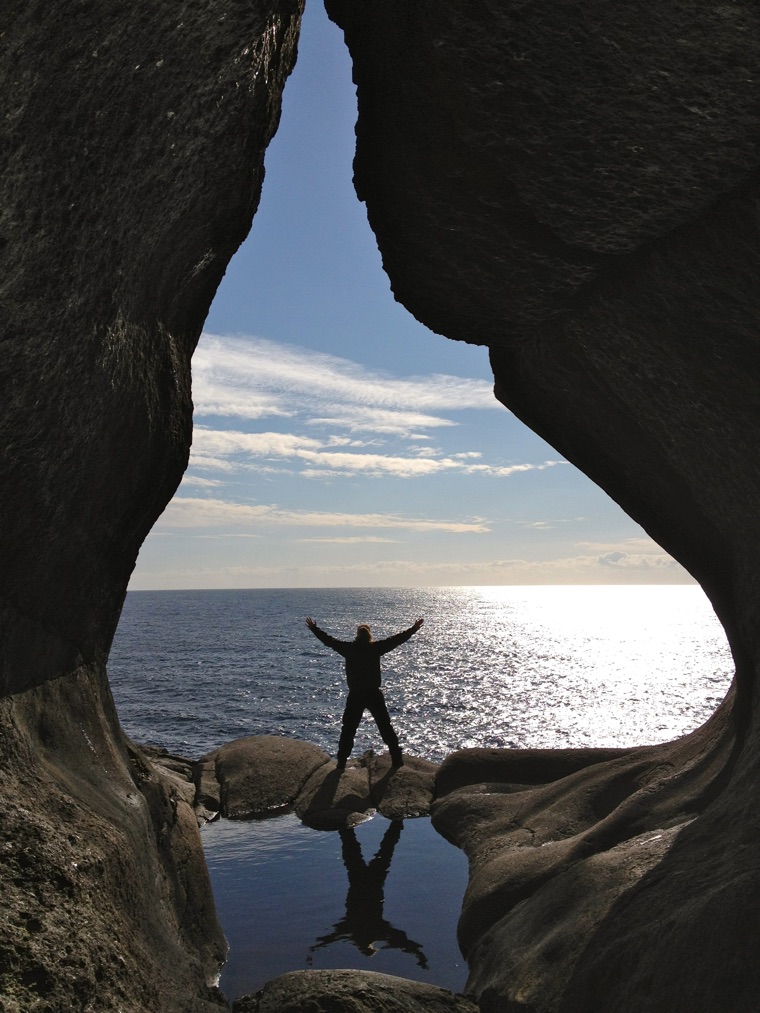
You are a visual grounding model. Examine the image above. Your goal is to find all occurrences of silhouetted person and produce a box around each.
[307,821,428,968]
[305,616,424,769]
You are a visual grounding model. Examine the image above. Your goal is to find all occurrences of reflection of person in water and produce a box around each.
[305,616,424,770]
[307,820,428,968]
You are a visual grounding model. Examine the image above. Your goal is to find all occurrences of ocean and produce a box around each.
[108,585,733,999]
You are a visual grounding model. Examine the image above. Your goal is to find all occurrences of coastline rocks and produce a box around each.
[366,752,439,821]
[463,821,686,1013]
[203,735,331,819]
[324,3,760,1009]
[191,737,440,828]
[295,761,376,829]
[435,746,634,799]
[430,721,734,1010]
[233,969,480,1013]
[0,685,229,1013]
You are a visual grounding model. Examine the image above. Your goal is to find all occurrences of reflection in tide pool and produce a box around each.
[202,813,468,1000]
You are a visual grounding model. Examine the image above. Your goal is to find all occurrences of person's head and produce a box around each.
[355,623,373,643]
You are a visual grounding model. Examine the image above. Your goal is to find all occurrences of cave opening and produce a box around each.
[105,2,737,999]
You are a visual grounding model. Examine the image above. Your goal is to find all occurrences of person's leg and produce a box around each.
[337,692,365,767]
[366,690,403,766]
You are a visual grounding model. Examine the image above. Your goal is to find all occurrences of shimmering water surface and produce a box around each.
[110,585,732,762]
[109,585,733,999]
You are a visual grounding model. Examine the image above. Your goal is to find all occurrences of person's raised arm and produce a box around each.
[377,617,424,654]
[305,617,342,651]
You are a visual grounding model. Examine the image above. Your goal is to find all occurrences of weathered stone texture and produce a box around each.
[326,2,760,1010]
[1,1,303,1009]
[207,734,330,819]
[233,969,480,1013]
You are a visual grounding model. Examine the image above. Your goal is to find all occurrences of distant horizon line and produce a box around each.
[125,580,699,593]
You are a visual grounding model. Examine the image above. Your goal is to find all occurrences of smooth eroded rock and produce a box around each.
[325,2,760,1008]
[366,752,439,820]
[1,0,303,1007]
[233,968,480,1013]
[295,760,376,830]
[205,735,330,819]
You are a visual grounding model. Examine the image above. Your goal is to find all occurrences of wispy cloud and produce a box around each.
[157,496,490,533]
[185,336,566,484]
[522,516,585,530]
[297,536,402,544]
[193,333,498,434]
[180,475,224,488]
[189,426,564,481]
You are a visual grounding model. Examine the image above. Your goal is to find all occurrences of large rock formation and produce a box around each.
[6,0,760,1010]
[0,2,303,1010]
[325,2,760,1010]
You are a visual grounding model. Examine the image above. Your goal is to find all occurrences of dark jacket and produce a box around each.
[309,624,417,692]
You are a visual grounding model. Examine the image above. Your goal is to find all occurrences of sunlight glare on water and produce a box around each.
[395,585,732,754]
[109,585,733,762]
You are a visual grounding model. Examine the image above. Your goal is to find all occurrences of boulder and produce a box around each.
[204,735,330,819]
[233,969,480,1013]
[365,752,439,820]
[295,760,376,830]
[292,749,439,827]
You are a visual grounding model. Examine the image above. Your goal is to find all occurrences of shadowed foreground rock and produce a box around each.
[294,750,438,828]
[326,2,760,1010]
[0,2,303,1010]
[233,969,480,1013]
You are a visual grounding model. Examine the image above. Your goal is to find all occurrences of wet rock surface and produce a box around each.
[233,969,480,1013]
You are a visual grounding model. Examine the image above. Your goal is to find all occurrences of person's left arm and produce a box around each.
[376,617,424,654]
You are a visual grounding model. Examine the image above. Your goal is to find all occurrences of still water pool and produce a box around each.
[202,812,469,1000]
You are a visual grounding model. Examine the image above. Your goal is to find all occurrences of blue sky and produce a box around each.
[129,2,690,590]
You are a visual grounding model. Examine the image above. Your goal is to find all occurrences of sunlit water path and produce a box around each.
[110,585,733,761]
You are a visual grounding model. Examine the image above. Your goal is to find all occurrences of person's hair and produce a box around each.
[355,623,373,643]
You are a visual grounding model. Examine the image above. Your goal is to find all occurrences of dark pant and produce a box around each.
[338,689,401,763]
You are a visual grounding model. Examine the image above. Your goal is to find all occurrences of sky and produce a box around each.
[129,2,691,591]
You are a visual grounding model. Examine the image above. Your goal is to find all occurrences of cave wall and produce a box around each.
[0,2,303,1009]
[325,1,760,1010]
[5,0,760,1009]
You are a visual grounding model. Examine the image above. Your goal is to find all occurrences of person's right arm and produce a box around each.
[305,617,344,652]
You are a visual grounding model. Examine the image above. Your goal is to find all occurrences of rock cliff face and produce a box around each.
[326,2,760,1010]
[0,2,302,1010]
